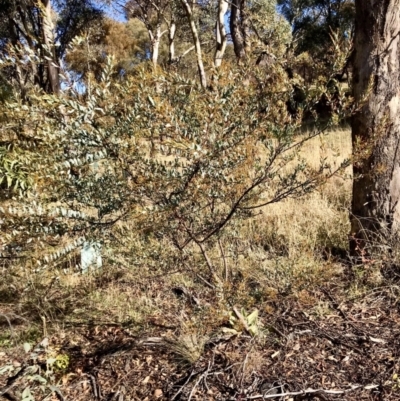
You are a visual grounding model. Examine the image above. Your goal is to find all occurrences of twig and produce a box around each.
[240,359,249,390]
[266,324,287,340]
[138,337,164,346]
[319,287,349,320]
[89,374,100,399]
[240,346,252,389]
[195,240,223,286]
[171,370,196,401]
[217,237,229,281]
[246,384,380,399]
[195,273,216,290]
[183,260,216,289]
[319,287,361,333]
[187,374,203,401]
[0,314,15,340]
[186,366,214,401]
[203,355,214,393]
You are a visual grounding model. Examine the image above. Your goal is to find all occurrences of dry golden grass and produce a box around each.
[301,127,352,170]
[217,127,353,310]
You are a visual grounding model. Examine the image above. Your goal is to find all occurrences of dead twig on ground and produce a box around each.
[246,384,380,399]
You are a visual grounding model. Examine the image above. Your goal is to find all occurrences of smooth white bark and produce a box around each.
[214,0,228,68]
[180,0,207,89]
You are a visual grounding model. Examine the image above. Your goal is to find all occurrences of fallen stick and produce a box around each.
[246,384,380,399]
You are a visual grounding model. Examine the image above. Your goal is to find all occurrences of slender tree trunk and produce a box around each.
[152,36,160,69]
[230,0,246,61]
[181,0,207,89]
[214,0,228,68]
[168,20,197,65]
[230,0,250,62]
[41,0,60,94]
[168,20,176,64]
[148,24,162,70]
[351,0,400,253]
[241,0,251,56]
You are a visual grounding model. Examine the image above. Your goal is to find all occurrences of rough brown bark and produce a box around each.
[351,0,400,252]
[41,0,60,94]
[230,0,250,62]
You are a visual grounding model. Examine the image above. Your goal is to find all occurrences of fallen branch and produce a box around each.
[246,384,380,399]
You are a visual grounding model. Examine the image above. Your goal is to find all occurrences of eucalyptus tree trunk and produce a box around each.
[230,0,250,62]
[180,0,207,89]
[168,16,196,66]
[41,0,60,94]
[150,24,162,69]
[168,19,176,64]
[214,0,228,68]
[351,0,400,252]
